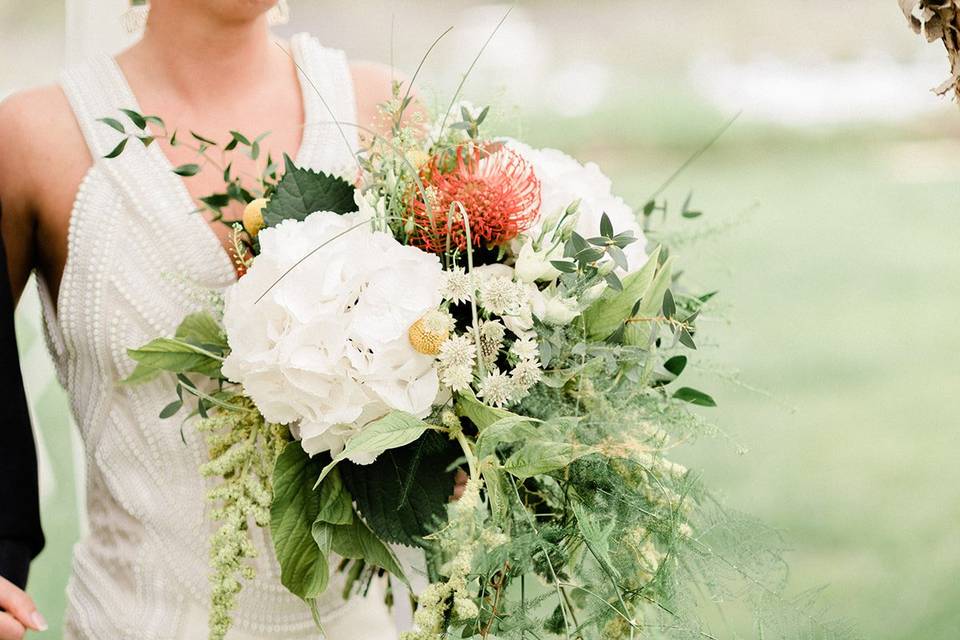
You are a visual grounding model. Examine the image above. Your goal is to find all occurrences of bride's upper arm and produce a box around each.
[0,86,88,303]
[350,61,429,145]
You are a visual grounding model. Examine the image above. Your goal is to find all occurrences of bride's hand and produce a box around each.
[0,577,46,639]
[451,469,469,501]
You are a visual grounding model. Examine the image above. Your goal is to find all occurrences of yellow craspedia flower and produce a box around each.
[406,148,431,170]
[408,309,454,355]
[243,198,268,237]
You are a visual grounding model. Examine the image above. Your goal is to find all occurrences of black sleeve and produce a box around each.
[0,201,45,589]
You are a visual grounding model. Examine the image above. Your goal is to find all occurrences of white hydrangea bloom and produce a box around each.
[505,138,647,273]
[221,211,445,462]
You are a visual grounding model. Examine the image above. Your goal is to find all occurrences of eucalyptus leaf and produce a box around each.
[103,138,128,159]
[158,399,183,419]
[673,387,717,407]
[600,212,614,238]
[98,117,125,134]
[662,289,676,320]
[119,108,146,130]
[172,163,201,177]
[663,355,688,377]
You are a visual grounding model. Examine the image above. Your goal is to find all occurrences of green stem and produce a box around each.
[454,429,479,480]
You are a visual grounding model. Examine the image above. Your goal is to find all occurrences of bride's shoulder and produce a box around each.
[0,84,90,234]
[0,84,88,182]
[348,60,426,140]
[349,61,394,126]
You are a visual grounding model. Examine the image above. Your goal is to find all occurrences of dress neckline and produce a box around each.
[101,36,318,284]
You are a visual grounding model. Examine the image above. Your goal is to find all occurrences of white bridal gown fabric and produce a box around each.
[39,33,398,639]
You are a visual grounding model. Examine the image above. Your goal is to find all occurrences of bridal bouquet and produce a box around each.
[106,90,775,640]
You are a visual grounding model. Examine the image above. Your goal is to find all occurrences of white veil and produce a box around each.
[25,0,140,552]
[65,0,140,60]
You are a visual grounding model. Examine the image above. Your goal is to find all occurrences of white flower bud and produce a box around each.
[514,238,561,283]
[542,292,580,326]
[581,281,607,304]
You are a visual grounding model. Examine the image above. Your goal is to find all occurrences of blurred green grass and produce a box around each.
[521,97,960,638]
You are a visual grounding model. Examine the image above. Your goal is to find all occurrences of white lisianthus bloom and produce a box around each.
[221,211,445,463]
[542,288,580,326]
[514,237,563,283]
[504,139,647,272]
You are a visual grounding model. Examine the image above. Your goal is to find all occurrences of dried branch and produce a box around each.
[900,0,960,99]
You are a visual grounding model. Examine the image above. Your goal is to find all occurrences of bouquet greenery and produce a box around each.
[101,38,848,640]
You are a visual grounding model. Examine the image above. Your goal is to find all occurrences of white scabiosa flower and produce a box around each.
[438,335,477,370]
[442,267,476,304]
[510,336,540,361]
[505,138,647,273]
[221,211,445,462]
[440,365,474,393]
[476,369,516,407]
[477,275,525,317]
[474,320,506,367]
[510,358,543,394]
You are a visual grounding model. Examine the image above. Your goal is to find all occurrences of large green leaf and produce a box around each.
[482,465,511,523]
[262,156,356,227]
[329,516,408,584]
[270,443,330,600]
[502,440,593,480]
[126,337,222,380]
[339,431,458,547]
[582,246,662,341]
[456,391,516,432]
[476,415,541,458]
[624,256,674,347]
[174,312,226,350]
[315,411,430,486]
[316,467,354,526]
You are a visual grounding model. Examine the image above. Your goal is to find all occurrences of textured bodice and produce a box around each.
[40,34,369,640]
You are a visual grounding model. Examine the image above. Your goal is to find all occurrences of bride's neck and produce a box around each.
[134,5,276,103]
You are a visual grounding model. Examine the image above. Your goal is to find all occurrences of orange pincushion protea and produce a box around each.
[411,144,541,253]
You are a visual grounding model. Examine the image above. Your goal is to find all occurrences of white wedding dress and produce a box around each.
[38,33,399,640]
